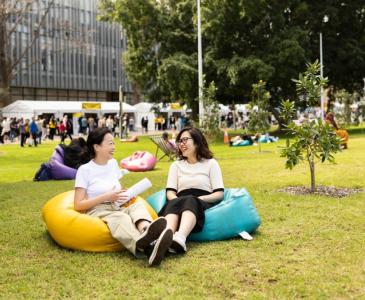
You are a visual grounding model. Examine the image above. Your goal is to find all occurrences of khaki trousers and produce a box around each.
[87,201,152,255]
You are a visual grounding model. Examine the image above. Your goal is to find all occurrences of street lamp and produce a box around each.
[319,15,329,120]
[197,0,204,126]
[119,85,124,139]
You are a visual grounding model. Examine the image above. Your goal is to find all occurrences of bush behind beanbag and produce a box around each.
[147,188,261,241]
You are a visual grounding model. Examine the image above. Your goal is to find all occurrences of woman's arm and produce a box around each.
[199,191,224,204]
[74,187,129,212]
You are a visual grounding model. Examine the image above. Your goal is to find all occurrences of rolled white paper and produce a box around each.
[114,178,152,207]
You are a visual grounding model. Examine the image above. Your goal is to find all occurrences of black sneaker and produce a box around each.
[170,237,187,254]
[136,217,167,251]
[148,228,173,267]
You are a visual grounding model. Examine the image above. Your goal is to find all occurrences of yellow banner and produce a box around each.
[171,103,182,110]
[82,102,101,110]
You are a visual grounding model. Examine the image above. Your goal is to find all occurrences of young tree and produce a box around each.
[247,80,271,152]
[0,0,53,108]
[280,61,341,192]
[199,81,222,142]
[279,99,296,147]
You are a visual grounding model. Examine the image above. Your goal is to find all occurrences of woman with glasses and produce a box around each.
[159,127,224,254]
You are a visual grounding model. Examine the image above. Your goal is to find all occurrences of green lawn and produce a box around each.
[0,135,364,299]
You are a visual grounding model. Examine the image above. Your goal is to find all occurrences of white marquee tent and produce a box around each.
[133,102,187,131]
[133,102,155,132]
[1,100,136,119]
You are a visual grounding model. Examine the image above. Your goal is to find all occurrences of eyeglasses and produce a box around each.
[176,137,193,145]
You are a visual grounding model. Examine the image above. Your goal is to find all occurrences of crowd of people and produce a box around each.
[220,111,277,130]
[0,112,195,146]
[153,114,191,132]
[0,113,137,146]
[0,116,44,147]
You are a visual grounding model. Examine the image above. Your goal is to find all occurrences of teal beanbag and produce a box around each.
[259,136,278,143]
[147,188,261,241]
[232,140,252,147]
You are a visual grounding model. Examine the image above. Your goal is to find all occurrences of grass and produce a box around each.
[0,135,364,299]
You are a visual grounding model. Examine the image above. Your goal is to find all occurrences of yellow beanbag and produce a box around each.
[42,191,157,252]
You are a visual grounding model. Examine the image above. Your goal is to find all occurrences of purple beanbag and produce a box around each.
[49,146,77,180]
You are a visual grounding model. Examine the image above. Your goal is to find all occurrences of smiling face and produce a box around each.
[177,131,197,159]
[94,133,115,160]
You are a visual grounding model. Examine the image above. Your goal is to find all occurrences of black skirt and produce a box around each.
[158,188,216,232]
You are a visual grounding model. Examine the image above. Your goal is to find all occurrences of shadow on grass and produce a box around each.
[41,230,135,260]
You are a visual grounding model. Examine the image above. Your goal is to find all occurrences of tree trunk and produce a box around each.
[0,85,11,109]
[0,16,12,109]
[308,158,316,192]
[190,100,199,123]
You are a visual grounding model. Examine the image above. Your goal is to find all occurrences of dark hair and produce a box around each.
[60,137,90,169]
[326,112,339,130]
[86,127,112,158]
[176,127,213,161]
[162,131,169,140]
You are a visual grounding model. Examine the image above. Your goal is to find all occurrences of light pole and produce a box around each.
[197,0,204,126]
[119,85,124,139]
[319,15,329,120]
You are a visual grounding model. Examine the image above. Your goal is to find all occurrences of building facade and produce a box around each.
[10,0,131,103]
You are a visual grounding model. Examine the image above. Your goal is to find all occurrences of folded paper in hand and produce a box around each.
[114,178,152,207]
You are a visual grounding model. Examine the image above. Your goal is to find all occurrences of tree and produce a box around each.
[279,98,296,147]
[247,80,271,152]
[202,0,308,110]
[0,0,54,108]
[99,0,365,122]
[280,61,341,192]
[99,0,198,115]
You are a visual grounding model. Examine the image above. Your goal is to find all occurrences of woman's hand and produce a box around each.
[110,189,129,203]
[198,191,224,203]
[74,188,130,212]
[166,190,177,201]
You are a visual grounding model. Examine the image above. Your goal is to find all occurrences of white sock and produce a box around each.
[175,231,186,242]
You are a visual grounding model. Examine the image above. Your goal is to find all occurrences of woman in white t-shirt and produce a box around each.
[74,128,173,266]
[159,127,224,254]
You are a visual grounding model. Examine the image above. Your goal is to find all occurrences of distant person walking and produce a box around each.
[19,119,29,147]
[61,115,73,143]
[141,116,148,134]
[29,118,38,147]
[48,116,56,140]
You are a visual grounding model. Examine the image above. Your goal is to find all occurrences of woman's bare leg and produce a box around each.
[178,210,196,237]
[165,213,179,233]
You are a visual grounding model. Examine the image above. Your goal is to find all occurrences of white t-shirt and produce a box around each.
[166,158,224,194]
[75,159,122,200]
